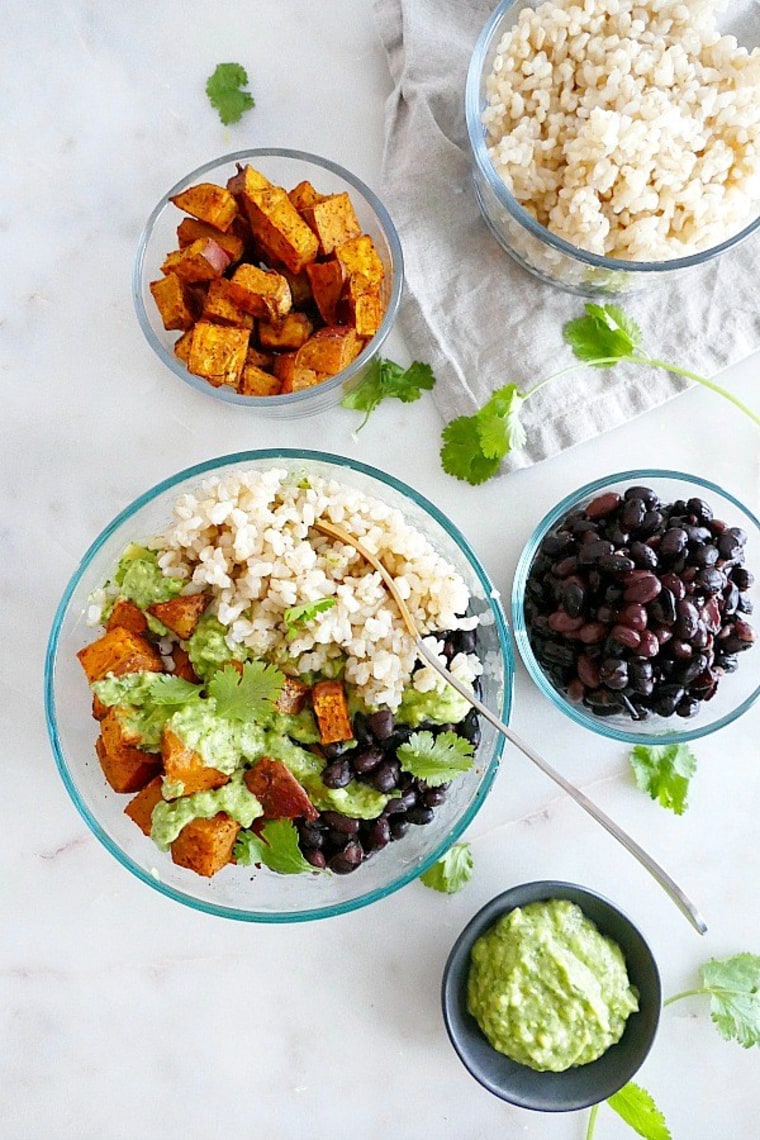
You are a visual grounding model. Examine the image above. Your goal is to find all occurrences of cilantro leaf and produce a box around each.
[420,842,473,893]
[477,384,527,459]
[234,820,318,875]
[606,1083,671,1140]
[341,358,435,430]
[143,674,203,706]
[397,730,475,786]
[208,661,284,723]
[440,415,501,485]
[563,302,641,366]
[701,954,760,1048]
[630,743,697,815]
[283,598,337,640]
[205,63,255,126]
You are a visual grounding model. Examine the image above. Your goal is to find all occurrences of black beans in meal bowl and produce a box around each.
[511,472,760,744]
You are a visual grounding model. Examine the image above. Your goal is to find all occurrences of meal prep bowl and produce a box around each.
[511,470,760,745]
[465,0,760,296]
[45,450,513,922]
[133,149,403,416]
[442,881,661,1111]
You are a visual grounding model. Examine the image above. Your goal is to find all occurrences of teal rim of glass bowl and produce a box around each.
[45,448,514,922]
[511,468,760,746]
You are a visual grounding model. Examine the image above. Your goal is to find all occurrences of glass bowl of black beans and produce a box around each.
[511,470,759,744]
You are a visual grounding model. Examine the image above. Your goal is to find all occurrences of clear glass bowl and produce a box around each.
[511,470,760,745]
[465,0,760,296]
[133,149,404,417]
[45,450,513,922]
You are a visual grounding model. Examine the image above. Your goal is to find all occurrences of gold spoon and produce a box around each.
[313,517,707,935]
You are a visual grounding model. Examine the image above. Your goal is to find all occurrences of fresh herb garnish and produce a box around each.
[283,597,337,640]
[142,674,204,706]
[397,730,474,786]
[666,953,760,1048]
[629,743,698,816]
[208,661,284,723]
[587,1083,671,1140]
[205,63,255,125]
[441,303,759,485]
[234,819,318,875]
[419,842,473,893]
[341,357,435,431]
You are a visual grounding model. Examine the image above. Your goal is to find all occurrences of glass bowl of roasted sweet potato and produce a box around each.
[45,450,514,921]
[133,150,404,416]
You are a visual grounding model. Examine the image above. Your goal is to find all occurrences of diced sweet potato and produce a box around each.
[244,757,318,821]
[302,192,361,256]
[335,234,385,289]
[168,644,199,683]
[124,775,164,836]
[311,680,353,744]
[228,264,292,320]
[77,628,163,684]
[305,259,345,325]
[148,592,210,640]
[92,693,109,721]
[161,238,231,284]
[295,326,363,376]
[106,598,149,636]
[101,705,143,752]
[171,813,240,877]
[280,267,313,308]
[288,180,326,212]
[174,328,193,365]
[245,345,274,371]
[176,217,245,264]
[187,321,249,388]
[201,279,254,329]
[162,727,229,797]
[95,733,160,795]
[169,183,238,232]
[258,312,313,351]
[344,274,385,339]
[275,676,311,715]
[238,362,281,398]
[149,274,198,331]
[243,185,319,274]
[227,164,272,199]
[274,352,327,394]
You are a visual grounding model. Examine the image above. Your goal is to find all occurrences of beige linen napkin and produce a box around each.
[372,0,760,471]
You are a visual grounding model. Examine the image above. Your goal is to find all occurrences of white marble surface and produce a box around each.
[3,3,759,1138]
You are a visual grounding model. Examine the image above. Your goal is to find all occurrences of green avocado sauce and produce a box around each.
[114,544,182,610]
[186,613,247,681]
[467,899,639,1072]
[150,771,263,851]
[396,684,471,727]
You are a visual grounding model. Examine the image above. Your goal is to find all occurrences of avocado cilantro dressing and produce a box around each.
[113,545,182,611]
[150,772,263,850]
[186,613,246,681]
[467,899,639,1072]
[397,683,471,727]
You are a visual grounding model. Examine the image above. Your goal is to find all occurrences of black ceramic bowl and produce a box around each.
[441,881,661,1112]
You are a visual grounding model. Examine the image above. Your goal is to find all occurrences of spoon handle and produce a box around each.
[416,639,707,935]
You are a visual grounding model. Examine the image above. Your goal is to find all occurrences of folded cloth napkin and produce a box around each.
[372,0,760,471]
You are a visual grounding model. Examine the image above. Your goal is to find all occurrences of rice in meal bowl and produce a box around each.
[482,0,760,261]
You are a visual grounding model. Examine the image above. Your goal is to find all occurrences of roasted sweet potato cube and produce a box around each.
[162,727,229,797]
[174,328,193,365]
[344,274,385,339]
[95,733,160,795]
[311,680,353,744]
[176,217,245,264]
[101,705,143,752]
[244,757,318,821]
[335,234,384,289]
[302,192,362,256]
[227,164,271,199]
[245,345,274,371]
[228,264,292,320]
[305,259,345,325]
[169,183,238,232]
[149,274,198,331]
[77,628,163,684]
[188,321,249,388]
[295,326,363,376]
[243,185,319,274]
[171,813,240,877]
[275,676,311,715]
[258,312,313,351]
[274,352,327,394]
[280,268,313,309]
[201,279,254,329]
[148,592,210,640]
[288,180,326,212]
[238,362,281,397]
[124,775,164,836]
[92,693,109,721]
[168,644,199,683]
[161,238,231,284]
[106,598,149,636]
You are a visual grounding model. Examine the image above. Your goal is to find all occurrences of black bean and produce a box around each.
[389,818,409,841]
[423,787,447,808]
[321,811,360,834]
[299,823,325,849]
[563,581,586,616]
[653,685,685,717]
[367,709,395,741]
[330,841,364,874]
[624,486,659,507]
[731,567,754,591]
[459,708,481,747]
[353,747,384,774]
[305,849,327,869]
[687,497,713,522]
[407,806,435,826]
[629,541,659,570]
[695,567,727,596]
[365,817,391,852]
[674,600,699,640]
[659,528,689,558]
[370,759,401,793]
[321,759,352,789]
[600,658,629,690]
[352,712,373,747]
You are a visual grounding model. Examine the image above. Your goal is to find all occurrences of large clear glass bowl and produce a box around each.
[133,149,404,416]
[465,0,760,296]
[511,470,759,745]
[45,450,512,922]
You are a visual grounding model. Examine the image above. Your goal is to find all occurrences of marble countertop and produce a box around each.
[4,3,759,1138]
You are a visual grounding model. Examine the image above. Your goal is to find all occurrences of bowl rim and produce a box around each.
[45,448,514,922]
[465,0,760,275]
[510,467,760,744]
[441,879,662,1111]
[132,147,405,408]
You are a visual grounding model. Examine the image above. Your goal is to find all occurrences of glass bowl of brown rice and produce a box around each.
[466,0,760,295]
[45,450,513,922]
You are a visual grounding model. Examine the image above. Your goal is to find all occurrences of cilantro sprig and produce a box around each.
[341,357,435,430]
[441,303,759,485]
[205,63,255,125]
[208,661,284,723]
[397,730,475,786]
[234,819,320,875]
[419,842,473,894]
[283,597,337,640]
[629,743,698,816]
